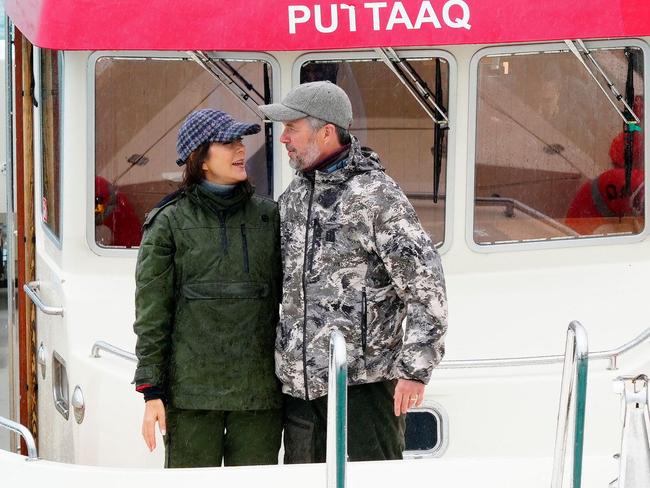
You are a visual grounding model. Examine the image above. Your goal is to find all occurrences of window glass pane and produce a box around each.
[405,410,439,452]
[300,57,449,247]
[41,49,62,239]
[474,46,645,245]
[94,57,273,248]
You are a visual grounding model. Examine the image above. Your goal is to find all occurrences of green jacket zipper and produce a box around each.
[240,224,250,273]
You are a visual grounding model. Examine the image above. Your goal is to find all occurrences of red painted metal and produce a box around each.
[5,0,650,51]
[13,30,28,454]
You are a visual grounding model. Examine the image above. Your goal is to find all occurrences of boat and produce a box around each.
[0,1,649,486]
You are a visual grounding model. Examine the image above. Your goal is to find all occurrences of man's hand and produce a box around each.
[393,379,425,416]
[142,399,166,452]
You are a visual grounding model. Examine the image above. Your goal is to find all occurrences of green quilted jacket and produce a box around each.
[133,182,282,410]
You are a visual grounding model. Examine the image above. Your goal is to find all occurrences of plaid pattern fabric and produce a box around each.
[176,109,261,164]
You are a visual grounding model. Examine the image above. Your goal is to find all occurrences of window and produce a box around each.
[403,406,447,458]
[40,49,62,240]
[472,43,645,246]
[299,53,450,247]
[93,56,274,249]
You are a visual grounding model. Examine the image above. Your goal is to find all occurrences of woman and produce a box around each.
[132,109,282,467]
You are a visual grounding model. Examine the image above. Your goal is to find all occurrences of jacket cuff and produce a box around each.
[138,385,167,403]
[396,361,432,385]
[132,365,165,387]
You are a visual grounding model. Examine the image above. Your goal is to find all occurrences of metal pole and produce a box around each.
[4,14,19,454]
[326,330,347,488]
[0,415,38,460]
[551,321,589,488]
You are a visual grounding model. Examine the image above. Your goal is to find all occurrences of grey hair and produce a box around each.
[306,116,351,145]
[306,116,328,132]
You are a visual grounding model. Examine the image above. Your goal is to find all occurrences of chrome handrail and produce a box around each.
[0,416,38,461]
[551,321,589,488]
[89,327,649,372]
[91,341,137,363]
[23,281,64,316]
[326,330,348,488]
[438,327,649,370]
[589,328,650,369]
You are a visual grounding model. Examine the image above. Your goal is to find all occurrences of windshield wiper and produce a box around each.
[432,58,446,203]
[188,50,265,119]
[376,47,449,203]
[375,47,449,128]
[564,40,641,126]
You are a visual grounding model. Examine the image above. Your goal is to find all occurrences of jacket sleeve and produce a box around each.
[373,180,448,384]
[132,211,176,388]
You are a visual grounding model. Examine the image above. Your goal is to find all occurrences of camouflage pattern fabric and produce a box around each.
[277,136,448,400]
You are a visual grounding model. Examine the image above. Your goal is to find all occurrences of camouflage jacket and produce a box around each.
[277,137,448,400]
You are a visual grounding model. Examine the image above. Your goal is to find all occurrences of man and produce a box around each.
[258,81,447,463]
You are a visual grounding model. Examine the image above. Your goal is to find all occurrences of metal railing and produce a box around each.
[612,375,650,488]
[438,327,649,370]
[0,416,38,461]
[23,281,64,316]
[91,341,137,362]
[551,321,589,488]
[89,326,649,373]
[405,192,580,237]
[326,330,348,488]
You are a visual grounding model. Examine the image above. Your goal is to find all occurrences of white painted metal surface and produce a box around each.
[0,448,621,488]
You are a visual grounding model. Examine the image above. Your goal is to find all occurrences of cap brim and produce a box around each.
[209,121,261,143]
[258,103,307,122]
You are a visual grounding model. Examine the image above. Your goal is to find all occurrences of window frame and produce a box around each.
[402,401,449,459]
[86,50,282,257]
[36,47,65,248]
[293,49,458,255]
[467,38,650,253]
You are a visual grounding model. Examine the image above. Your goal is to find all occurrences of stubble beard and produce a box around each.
[288,140,322,172]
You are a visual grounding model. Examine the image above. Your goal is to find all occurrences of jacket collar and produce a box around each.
[189,180,254,212]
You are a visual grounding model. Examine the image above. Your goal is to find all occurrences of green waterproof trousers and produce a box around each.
[283,380,406,463]
[164,407,283,468]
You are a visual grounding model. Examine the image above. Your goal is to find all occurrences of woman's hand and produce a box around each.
[142,399,166,451]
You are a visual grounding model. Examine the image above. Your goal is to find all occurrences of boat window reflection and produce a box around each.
[474,46,645,245]
[93,57,273,249]
[40,49,62,240]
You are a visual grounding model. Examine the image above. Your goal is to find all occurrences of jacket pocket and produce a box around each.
[361,287,368,355]
[182,281,269,299]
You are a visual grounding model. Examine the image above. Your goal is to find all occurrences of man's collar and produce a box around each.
[302,144,351,176]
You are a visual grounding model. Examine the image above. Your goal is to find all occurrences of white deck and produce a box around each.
[0,449,618,488]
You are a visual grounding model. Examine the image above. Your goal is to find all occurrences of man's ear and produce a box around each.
[323,123,337,143]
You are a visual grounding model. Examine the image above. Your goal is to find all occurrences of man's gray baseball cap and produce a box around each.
[258,81,352,129]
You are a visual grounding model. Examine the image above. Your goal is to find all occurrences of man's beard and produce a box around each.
[288,140,321,172]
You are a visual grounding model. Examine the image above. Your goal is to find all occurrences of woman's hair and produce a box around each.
[181,142,211,188]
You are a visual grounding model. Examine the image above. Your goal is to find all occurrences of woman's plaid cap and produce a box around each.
[176,109,261,166]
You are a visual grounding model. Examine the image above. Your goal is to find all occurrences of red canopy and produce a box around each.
[6,0,650,51]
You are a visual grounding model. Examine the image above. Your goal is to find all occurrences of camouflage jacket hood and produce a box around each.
[277,136,448,400]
